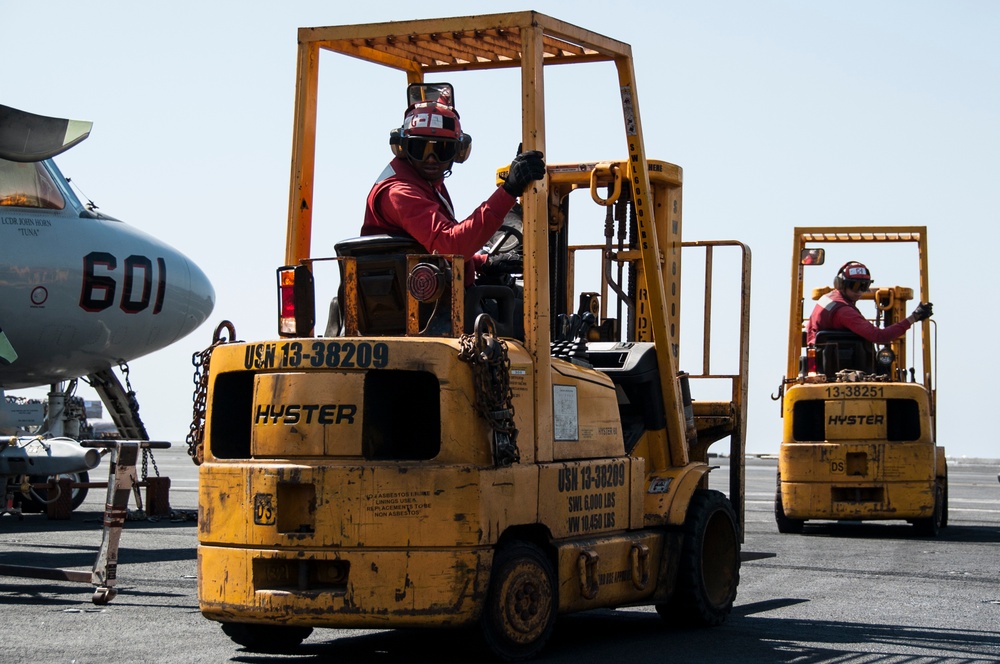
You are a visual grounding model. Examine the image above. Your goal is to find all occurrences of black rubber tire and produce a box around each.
[940,478,949,528]
[774,474,805,534]
[480,541,557,662]
[220,622,313,653]
[913,483,944,537]
[18,471,89,513]
[656,489,740,627]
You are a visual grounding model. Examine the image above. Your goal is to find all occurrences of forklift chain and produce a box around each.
[185,321,237,465]
[458,314,521,467]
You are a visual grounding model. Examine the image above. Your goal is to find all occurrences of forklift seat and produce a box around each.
[814,330,874,376]
[331,235,520,338]
[333,235,424,336]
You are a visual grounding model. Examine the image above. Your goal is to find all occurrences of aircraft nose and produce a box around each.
[179,256,215,339]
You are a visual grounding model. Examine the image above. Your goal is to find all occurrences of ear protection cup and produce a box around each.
[453,133,472,164]
[389,128,403,158]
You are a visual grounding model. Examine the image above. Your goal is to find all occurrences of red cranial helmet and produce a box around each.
[389,82,472,164]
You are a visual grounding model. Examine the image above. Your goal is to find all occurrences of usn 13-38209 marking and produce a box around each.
[244,341,390,370]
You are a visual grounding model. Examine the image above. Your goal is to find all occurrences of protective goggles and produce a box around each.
[405,138,459,162]
[845,280,871,292]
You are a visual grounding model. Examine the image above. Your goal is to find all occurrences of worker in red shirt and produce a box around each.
[362,83,544,285]
[806,260,933,346]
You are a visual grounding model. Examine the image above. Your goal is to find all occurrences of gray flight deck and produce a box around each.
[2,448,998,663]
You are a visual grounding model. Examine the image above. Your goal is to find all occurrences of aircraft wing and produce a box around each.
[0,104,92,162]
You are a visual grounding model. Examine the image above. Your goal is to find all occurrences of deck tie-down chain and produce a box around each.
[458,314,521,467]
[186,321,237,465]
[117,361,159,479]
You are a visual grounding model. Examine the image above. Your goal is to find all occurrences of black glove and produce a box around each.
[911,302,933,321]
[502,149,545,196]
[480,251,523,276]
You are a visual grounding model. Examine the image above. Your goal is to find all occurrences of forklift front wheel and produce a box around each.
[657,489,740,626]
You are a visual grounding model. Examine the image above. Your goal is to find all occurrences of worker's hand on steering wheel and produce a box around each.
[502,148,546,196]
[480,251,523,276]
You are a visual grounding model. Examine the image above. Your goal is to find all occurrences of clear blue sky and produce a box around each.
[6,1,999,458]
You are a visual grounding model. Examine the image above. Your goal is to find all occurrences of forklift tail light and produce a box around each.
[276,265,315,337]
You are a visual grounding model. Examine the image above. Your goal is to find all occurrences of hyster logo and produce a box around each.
[827,414,884,426]
[255,404,357,425]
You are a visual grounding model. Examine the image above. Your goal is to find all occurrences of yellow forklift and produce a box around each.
[193,12,751,660]
[775,226,946,536]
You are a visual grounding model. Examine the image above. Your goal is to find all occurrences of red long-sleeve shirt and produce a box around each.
[806,289,912,346]
[362,157,516,285]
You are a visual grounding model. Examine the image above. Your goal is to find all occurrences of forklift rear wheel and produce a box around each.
[940,477,949,528]
[774,474,804,534]
[657,489,740,626]
[220,622,313,653]
[480,541,557,661]
[913,483,945,537]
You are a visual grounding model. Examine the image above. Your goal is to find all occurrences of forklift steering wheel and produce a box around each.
[487,223,523,259]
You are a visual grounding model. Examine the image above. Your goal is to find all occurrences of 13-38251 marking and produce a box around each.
[824,384,884,398]
[244,341,389,369]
